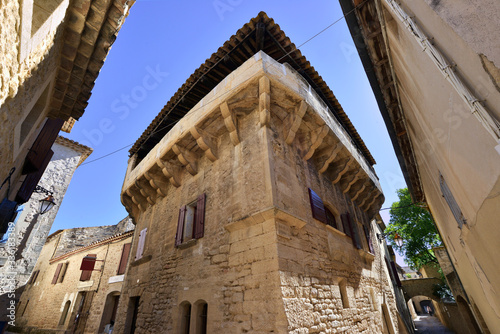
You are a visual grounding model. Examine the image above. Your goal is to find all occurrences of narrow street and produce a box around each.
[414,315,455,333]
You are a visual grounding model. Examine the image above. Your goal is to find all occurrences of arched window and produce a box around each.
[59,300,71,326]
[194,300,208,334]
[339,279,349,308]
[179,301,191,334]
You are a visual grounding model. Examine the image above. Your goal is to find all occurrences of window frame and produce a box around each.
[175,193,206,247]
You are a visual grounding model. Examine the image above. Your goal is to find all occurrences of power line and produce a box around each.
[78,2,367,167]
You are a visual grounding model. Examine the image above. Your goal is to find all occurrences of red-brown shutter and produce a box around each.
[194,193,206,239]
[340,213,352,237]
[175,206,186,247]
[135,229,147,260]
[308,188,327,224]
[16,149,54,203]
[22,118,64,174]
[117,243,131,275]
[364,225,374,254]
[51,263,63,284]
[80,254,96,281]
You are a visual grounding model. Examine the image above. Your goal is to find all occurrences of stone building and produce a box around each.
[115,13,403,333]
[0,136,91,324]
[339,0,500,332]
[14,217,134,333]
[0,0,133,229]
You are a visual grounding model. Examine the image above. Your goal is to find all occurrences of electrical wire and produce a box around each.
[77,1,369,167]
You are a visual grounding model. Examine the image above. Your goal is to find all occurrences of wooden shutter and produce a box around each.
[80,254,96,281]
[16,149,54,203]
[51,263,63,284]
[194,193,206,239]
[175,206,186,247]
[363,225,374,254]
[135,229,147,260]
[117,243,131,275]
[340,213,352,237]
[58,263,68,283]
[28,270,39,284]
[22,118,64,174]
[308,188,327,224]
[390,261,402,287]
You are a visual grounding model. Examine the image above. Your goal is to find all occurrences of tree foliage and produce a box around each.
[385,188,441,270]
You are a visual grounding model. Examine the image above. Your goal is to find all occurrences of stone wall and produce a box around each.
[114,53,401,333]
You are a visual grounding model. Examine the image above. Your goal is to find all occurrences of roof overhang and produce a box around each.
[130,11,376,167]
[338,0,424,202]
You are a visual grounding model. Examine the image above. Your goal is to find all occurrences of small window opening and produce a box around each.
[339,279,349,308]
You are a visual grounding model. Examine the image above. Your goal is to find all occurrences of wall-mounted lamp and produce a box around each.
[33,185,56,215]
[377,232,404,247]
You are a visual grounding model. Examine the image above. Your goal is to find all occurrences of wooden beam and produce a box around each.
[220,102,240,145]
[172,144,198,176]
[332,158,353,184]
[304,125,329,160]
[259,76,271,127]
[318,142,342,174]
[190,127,217,162]
[256,22,266,52]
[284,100,307,145]
[157,159,182,187]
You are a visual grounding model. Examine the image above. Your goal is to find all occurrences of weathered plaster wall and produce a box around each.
[380,1,500,331]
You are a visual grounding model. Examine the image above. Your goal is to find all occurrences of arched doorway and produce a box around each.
[99,291,121,333]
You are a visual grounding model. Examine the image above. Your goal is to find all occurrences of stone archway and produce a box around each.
[401,278,442,302]
[98,291,121,333]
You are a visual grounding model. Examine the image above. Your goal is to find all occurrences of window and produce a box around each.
[439,172,467,228]
[340,213,362,249]
[176,194,206,247]
[363,225,374,254]
[194,301,208,334]
[135,229,147,260]
[58,262,68,283]
[118,243,131,274]
[339,279,349,308]
[59,300,71,325]
[179,302,191,334]
[28,270,40,284]
[80,254,96,281]
[308,188,340,230]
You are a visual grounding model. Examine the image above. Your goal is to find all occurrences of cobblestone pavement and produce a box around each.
[414,315,455,333]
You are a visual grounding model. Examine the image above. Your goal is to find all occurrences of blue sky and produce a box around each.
[51,0,407,260]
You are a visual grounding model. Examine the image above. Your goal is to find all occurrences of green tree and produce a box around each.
[385,188,441,270]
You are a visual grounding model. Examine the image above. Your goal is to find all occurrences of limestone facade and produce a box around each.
[340,0,500,331]
[15,217,134,333]
[115,48,403,333]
